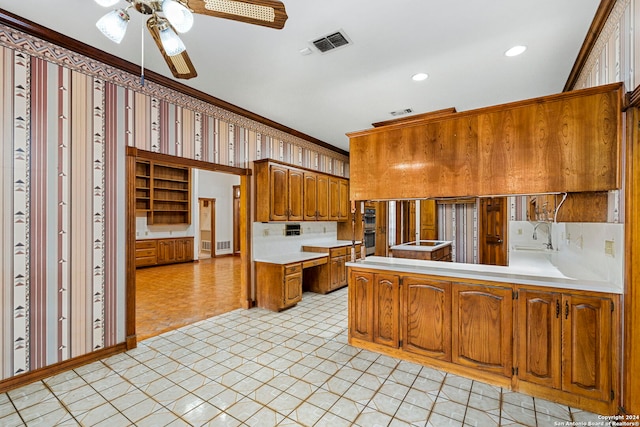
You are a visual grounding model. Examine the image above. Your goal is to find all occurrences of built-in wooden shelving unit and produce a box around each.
[135,160,191,225]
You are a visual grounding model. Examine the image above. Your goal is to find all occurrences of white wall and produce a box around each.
[136,169,240,257]
[252,222,339,259]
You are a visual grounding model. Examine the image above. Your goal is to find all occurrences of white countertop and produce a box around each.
[254,251,329,265]
[390,240,452,252]
[347,254,622,294]
[302,240,362,249]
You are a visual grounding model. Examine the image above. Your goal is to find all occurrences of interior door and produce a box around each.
[479,197,508,266]
[420,199,438,241]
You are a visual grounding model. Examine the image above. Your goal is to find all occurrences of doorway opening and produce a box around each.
[199,198,216,259]
[126,148,251,346]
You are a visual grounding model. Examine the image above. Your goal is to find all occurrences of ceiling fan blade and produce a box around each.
[187,0,288,30]
[147,20,198,80]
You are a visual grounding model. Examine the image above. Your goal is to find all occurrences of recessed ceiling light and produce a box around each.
[412,73,429,82]
[505,45,527,57]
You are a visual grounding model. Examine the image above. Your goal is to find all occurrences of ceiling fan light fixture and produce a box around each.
[96,9,130,44]
[94,0,120,7]
[156,18,186,55]
[163,0,194,33]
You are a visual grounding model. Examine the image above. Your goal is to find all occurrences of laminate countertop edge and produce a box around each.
[347,256,622,294]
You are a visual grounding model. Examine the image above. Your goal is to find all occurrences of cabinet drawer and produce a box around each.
[331,247,347,257]
[136,240,156,249]
[136,248,157,258]
[284,264,302,275]
[136,256,157,267]
[302,257,328,269]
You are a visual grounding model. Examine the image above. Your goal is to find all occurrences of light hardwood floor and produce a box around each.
[135,256,242,341]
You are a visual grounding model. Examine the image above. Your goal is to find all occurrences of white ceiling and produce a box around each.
[0,0,600,153]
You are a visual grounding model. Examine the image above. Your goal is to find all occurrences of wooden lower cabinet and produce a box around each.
[452,283,513,378]
[372,273,400,348]
[136,237,194,267]
[303,244,360,293]
[349,270,374,341]
[256,262,303,311]
[516,290,562,389]
[402,276,451,361]
[517,290,614,403]
[347,266,620,415]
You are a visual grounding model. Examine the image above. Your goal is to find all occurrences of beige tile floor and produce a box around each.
[0,288,608,426]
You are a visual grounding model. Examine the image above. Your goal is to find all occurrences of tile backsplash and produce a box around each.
[252,222,340,259]
[509,221,624,287]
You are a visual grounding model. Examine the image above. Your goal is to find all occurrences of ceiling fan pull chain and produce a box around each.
[140,19,145,86]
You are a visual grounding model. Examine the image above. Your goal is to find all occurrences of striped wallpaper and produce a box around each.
[0,22,348,382]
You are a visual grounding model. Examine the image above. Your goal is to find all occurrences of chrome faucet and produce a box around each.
[532,222,553,250]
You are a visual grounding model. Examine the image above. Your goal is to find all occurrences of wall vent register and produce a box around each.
[285,224,301,236]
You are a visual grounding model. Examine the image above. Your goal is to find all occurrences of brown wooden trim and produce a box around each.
[240,174,253,309]
[131,148,252,176]
[624,107,640,414]
[253,157,347,178]
[125,153,138,350]
[348,82,624,137]
[371,107,457,127]
[563,0,617,92]
[0,343,127,393]
[0,8,347,158]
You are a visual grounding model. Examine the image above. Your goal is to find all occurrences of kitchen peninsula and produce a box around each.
[345,83,624,415]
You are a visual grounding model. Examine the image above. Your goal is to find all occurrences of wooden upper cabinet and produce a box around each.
[347,83,623,200]
[304,173,318,221]
[402,277,451,361]
[517,290,562,389]
[255,159,348,222]
[329,177,340,221]
[316,174,329,221]
[288,169,304,221]
[452,283,513,377]
[562,294,612,402]
[338,179,349,221]
[269,165,289,221]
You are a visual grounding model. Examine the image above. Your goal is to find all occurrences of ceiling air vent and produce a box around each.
[390,108,413,117]
[311,30,352,53]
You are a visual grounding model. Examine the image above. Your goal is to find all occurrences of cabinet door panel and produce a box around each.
[373,274,400,348]
[338,179,349,221]
[517,290,561,388]
[452,284,512,377]
[288,169,304,221]
[270,165,289,221]
[403,277,451,361]
[562,295,611,401]
[316,175,329,221]
[303,173,318,220]
[284,272,302,307]
[349,271,373,341]
[157,240,175,264]
[329,177,340,220]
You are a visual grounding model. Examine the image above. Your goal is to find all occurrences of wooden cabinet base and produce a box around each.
[135,237,194,267]
[348,336,512,389]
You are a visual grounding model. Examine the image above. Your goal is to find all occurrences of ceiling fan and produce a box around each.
[94,0,288,80]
